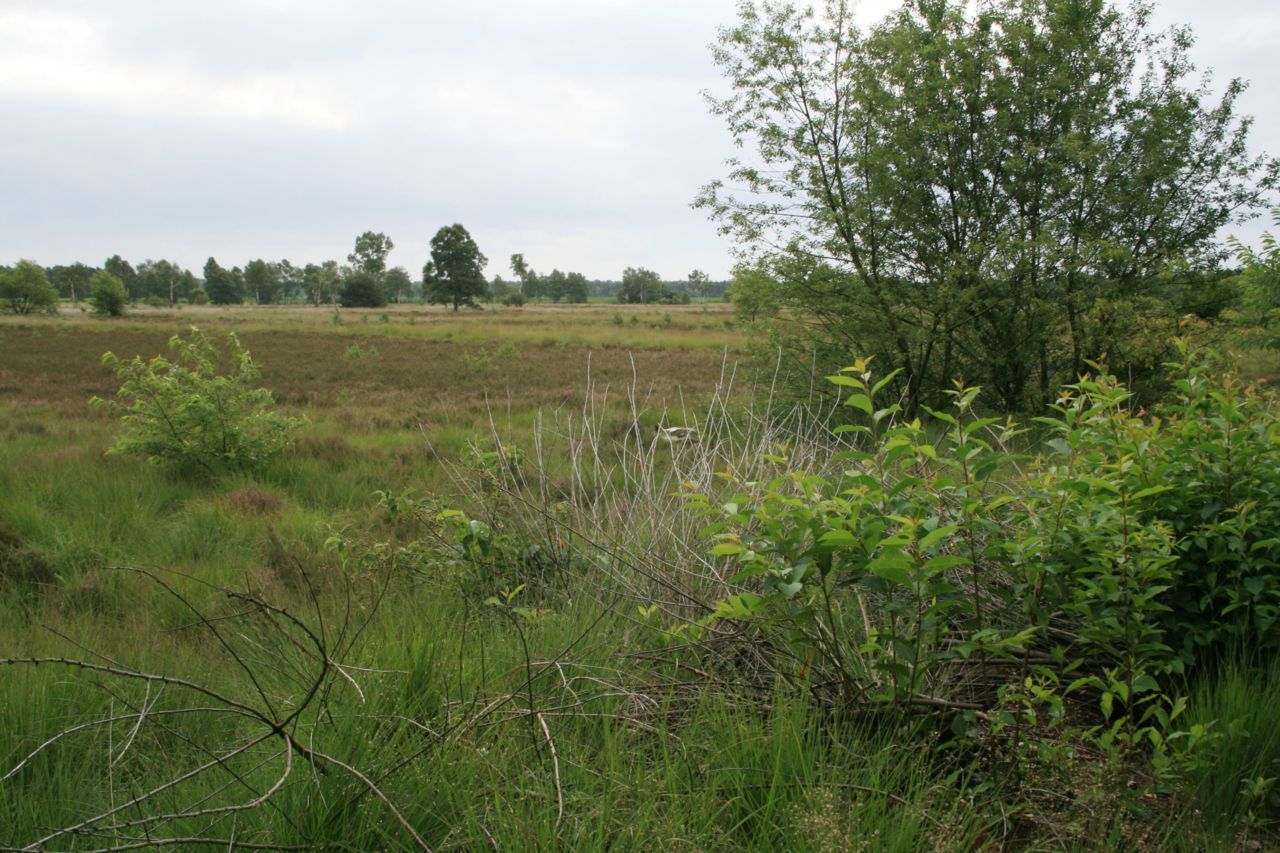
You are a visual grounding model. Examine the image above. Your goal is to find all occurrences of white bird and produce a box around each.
[655,425,698,444]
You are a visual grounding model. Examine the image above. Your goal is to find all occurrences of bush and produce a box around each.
[339,271,387,308]
[94,327,302,474]
[189,288,209,305]
[88,271,128,316]
[502,291,526,307]
[0,260,59,315]
[683,346,1280,765]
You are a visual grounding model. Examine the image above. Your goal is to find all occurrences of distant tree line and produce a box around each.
[3,223,724,314]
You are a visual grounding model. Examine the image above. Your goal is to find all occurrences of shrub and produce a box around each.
[88,271,128,316]
[189,288,209,305]
[684,346,1280,762]
[94,327,302,474]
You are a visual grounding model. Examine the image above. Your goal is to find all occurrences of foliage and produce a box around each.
[347,230,394,276]
[0,260,58,315]
[700,0,1278,414]
[202,257,243,305]
[383,266,413,303]
[338,270,387,308]
[93,327,302,474]
[242,258,282,305]
[617,266,668,304]
[1229,207,1280,331]
[87,270,128,316]
[686,347,1280,773]
[423,223,488,311]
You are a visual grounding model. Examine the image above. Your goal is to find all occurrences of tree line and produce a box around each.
[2,223,727,314]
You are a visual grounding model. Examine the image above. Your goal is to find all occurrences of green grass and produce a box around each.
[2,307,1279,849]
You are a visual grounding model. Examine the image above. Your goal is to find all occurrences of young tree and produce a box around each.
[510,253,544,300]
[0,260,59,314]
[88,270,129,316]
[688,269,711,302]
[700,0,1279,413]
[423,224,488,311]
[383,266,413,304]
[203,258,243,305]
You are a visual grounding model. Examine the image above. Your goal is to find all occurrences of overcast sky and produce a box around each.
[1,0,1276,281]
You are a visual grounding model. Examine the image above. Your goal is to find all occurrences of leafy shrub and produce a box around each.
[502,290,526,307]
[685,347,1280,761]
[88,271,128,316]
[94,327,302,474]
[1,260,59,315]
[189,288,209,305]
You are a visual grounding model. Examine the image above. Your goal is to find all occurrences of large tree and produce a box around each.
[243,259,282,305]
[203,257,243,305]
[348,231,394,277]
[699,0,1278,413]
[424,224,488,311]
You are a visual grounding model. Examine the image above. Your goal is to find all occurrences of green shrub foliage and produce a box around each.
[685,345,1280,761]
[88,270,128,316]
[95,328,302,474]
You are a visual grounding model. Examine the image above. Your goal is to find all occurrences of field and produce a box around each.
[2,303,1278,850]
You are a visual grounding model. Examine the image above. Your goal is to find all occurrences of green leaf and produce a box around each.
[845,393,873,415]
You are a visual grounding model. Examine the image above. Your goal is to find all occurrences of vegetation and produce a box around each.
[93,327,303,474]
[700,0,1278,415]
[424,224,488,311]
[88,270,129,316]
[0,260,58,315]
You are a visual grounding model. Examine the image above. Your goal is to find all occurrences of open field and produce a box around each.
[3,304,1279,850]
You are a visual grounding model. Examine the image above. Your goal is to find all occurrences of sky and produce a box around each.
[0,0,1276,281]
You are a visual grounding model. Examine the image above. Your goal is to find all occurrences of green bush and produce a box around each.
[0,260,58,315]
[685,346,1280,762]
[93,327,302,474]
[88,271,128,316]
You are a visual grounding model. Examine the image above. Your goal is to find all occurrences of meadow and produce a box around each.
[1,303,1278,850]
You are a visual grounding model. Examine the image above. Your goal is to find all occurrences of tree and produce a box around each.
[383,266,413,304]
[136,260,195,307]
[338,269,387,308]
[0,260,58,314]
[700,0,1279,413]
[544,269,568,302]
[88,270,128,316]
[49,262,95,304]
[203,258,243,305]
[423,224,488,311]
[243,259,282,305]
[511,253,543,300]
[1229,207,1280,327]
[104,255,138,300]
[563,272,589,303]
[688,269,712,302]
[617,267,667,304]
[348,232,394,277]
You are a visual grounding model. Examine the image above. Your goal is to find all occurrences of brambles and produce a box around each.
[94,327,302,474]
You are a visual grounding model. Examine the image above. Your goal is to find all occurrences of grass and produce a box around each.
[1,303,1278,849]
